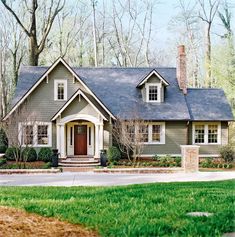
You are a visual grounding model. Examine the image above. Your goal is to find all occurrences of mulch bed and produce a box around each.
[0,206,98,237]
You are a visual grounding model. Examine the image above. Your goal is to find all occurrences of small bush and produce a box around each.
[0,128,8,149]
[107,146,121,162]
[5,147,21,161]
[22,147,37,162]
[0,158,6,166]
[220,145,235,163]
[0,145,7,153]
[152,155,160,161]
[42,162,52,169]
[38,147,53,162]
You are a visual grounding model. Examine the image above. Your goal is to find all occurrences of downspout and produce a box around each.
[186,121,190,145]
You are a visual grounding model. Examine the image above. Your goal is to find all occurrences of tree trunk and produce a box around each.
[29,36,39,66]
[205,23,212,87]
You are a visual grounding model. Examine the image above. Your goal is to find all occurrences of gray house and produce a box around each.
[3,46,234,160]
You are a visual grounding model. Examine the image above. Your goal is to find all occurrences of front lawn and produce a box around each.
[0,180,234,236]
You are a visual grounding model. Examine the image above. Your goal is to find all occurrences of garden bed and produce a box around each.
[94,167,183,173]
[0,168,61,174]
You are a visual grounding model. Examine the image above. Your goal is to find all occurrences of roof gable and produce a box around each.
[3,57,115,121]
[51,89,108,121]
[137,69,170,87]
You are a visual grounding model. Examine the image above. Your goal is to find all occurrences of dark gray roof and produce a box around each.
[185,88,234,121]
[12,65,233,121]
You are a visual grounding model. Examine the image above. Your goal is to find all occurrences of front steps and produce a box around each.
[59,156,100,170]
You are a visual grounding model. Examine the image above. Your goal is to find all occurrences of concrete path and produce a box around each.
[0,171,234,186]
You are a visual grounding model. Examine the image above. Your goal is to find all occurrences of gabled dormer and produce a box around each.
[137,69,169,103]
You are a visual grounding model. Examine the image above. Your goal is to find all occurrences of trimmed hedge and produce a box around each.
[5,147,21,161]
[38,147,53,162]
[22,147,37,162]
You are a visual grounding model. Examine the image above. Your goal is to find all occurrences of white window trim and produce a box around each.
[146,83,161,103]
[192,122,221,145]
[54,79,67,101]
[19,122,52,147]
[139,122,165,144]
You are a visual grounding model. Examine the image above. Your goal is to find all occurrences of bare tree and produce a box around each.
[112,115,147,164]
[2,104,38,168]
[1,0,65,66]
[198,0,221,87]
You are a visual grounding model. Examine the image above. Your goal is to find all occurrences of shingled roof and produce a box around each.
[11,65,234,121]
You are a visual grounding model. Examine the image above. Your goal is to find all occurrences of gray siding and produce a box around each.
[188,121,228,155]
[142,121,187,155]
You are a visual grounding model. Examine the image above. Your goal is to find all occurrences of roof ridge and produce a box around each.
[187,88,223,90]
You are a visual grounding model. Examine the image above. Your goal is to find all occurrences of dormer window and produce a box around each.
[54,79,67,101]
[146,84,161,102]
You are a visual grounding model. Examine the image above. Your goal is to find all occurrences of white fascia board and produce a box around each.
[51,89,108,121]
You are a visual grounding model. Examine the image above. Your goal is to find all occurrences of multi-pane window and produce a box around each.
[54,80,67,101]
[126,124,135,142]
[23,125,33,145]
[139,124,149,142]
[37,125,49,145]
[194,123,220,144]
[152,125,161,142]
[208,125,218,144]
[148,86,158,101]
[57,83,64,100]
[194,125,205,143]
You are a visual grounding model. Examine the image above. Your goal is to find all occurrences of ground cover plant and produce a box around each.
[0,180,234,236]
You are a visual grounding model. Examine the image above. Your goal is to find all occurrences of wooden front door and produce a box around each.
[74,125,87,155]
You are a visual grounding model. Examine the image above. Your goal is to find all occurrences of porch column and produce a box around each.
[94,124,99,158]
[60,124,66,158]
[56,124,61,153]
[99,124,104,151]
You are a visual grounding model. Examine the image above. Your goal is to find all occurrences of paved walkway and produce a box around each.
[0,171,234,186]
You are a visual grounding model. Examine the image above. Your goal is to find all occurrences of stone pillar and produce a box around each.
[181,145,200,172]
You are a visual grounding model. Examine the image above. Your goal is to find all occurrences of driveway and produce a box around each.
[0,171,234,186]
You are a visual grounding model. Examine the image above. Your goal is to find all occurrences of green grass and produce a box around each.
[0,180,234,236]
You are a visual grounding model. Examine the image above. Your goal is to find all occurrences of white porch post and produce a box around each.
[99,124,104,151]
[56,124,61,154]
[95,124,99,158]
[60,124,66,158]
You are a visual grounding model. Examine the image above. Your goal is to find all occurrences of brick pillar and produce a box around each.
[181,145,200,172]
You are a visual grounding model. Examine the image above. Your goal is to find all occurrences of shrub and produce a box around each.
[42,162,52,169]
[220,145,235,163]
[0,145,7,153]
[152,155,160,161]
[0,128,8,153]
[5,147,21,161]
[22,147,37,162]
[38,147,53,162]
[0,158,6,166]
[174,157,181,167]
[107,146,121,162]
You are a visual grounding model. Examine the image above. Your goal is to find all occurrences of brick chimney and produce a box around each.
[177,45,187,94]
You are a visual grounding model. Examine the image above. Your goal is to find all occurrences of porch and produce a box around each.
[56,114,109,159]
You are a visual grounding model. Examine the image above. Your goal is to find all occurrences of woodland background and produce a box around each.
[0,0,234,120]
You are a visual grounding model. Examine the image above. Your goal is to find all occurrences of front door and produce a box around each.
[74,125,87,155]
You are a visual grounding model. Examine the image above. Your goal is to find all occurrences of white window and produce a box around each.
[54,80,67,101]
[19,122,52,147]
[146,84,161,102]
[193,123,221,145]
[126,122,165,144]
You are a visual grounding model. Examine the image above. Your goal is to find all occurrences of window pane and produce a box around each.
[149,86,158,101]
[152,124,161,142]
[126,124,135,142]
[208,125,218,143]
[37,125,48,145]
[195,125,205,143]
[57,83,64,100]
[23,125,33,145]
[88,127,91,146]
[139,124,148,142]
